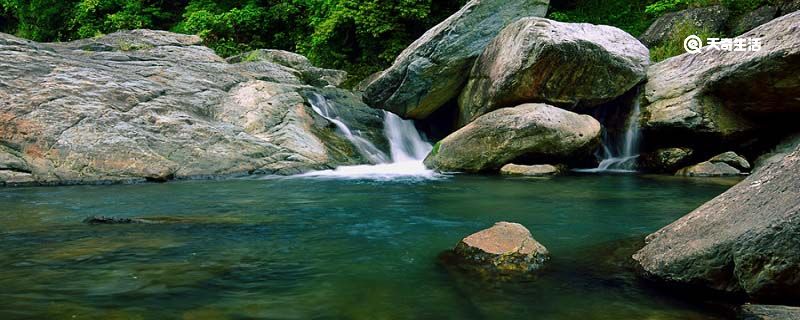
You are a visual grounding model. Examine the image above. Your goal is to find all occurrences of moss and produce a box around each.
[650,21,721,62]
[430,141,441,157]
[242,50,263,62]
[116,40,154,52]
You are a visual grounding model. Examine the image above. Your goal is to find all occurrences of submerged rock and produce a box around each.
[362,0,549,119]
[458,18,649,126]
[738,304,800,320]
[634,145,800,301]
[675,151,750,177]
[424,103,600,172]
[641,12,800,144]
[450,222,549,275]
[83,216,152,225]
[0,30,385,185]
[500,164,561,176]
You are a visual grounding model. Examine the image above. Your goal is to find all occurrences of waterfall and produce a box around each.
[302,93,436,179]
[577,92,642,173]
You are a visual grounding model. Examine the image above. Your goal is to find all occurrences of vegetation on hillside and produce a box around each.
[0,0,782,81]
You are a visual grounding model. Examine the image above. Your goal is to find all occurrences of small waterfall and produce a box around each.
[307,93,390,164]
[302,93,436,179]
[577,92,642,173]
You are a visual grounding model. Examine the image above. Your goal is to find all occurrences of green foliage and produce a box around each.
[649,21,719,62]
[547,0,656,37]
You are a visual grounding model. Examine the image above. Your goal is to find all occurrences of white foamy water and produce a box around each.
[299,94,439,180]
[576,91,641,173]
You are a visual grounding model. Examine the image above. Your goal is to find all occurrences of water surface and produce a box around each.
[0,174,739,319]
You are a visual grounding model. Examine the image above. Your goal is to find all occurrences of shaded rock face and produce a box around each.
[633,145,800,302]
[641,12,800,145]
[0,30,384,186]
[458,18,649,126]
[227,49,347,87]
[639,147,694,173]
[451,222,550,275]
[754,133,800,172]
[732,6,779,35]
[738,304,800,320]
[424,104,601,172]
[500,164,561,176]
[362,0,549,120]
[639,6,731,47]
[675,151,750,177]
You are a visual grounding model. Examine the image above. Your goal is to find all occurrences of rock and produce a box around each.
[227,49,347,87]
[639,6,731,47]
[675,151,750,176]
[352,71,383,93]
[633,145,800,301]
[362,0,549,119]
[641,12,800,144]
[452,222,550,274]
[83,216,151,224]
[780,0,800,15]
[709,151,751,171]
[754,133,800,172]
[0,30,385,185]
[738,304,800,320]
[639,147,694,173]
[732,6,779,35]
[457,18,649,126]
[675,161,742,177]
[424,104,601,172]
[500,164,561,176]
[0,170,34,186]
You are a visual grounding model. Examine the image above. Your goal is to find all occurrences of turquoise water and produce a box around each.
[0,174,739,319]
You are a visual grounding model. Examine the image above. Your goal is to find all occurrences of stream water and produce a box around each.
[0,174,740,319]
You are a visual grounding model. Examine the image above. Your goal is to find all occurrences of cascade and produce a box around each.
[303,94,436,179]
[577,92,642,173]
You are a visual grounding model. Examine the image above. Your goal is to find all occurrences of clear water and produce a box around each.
[0,174,740,319]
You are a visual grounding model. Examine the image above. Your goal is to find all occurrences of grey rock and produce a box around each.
[227,49,348,87]
[0,30,385,185]
[641,12,800,143]
[458,18,649,126]
[675,161,742,177]
[639,6,731,47]
[739,304,800,320]
[362,0,549,120]
[709,151,750,171]
[634,145,800,300]
[500,163,561,176]
[754,133,800,172]
[732,6,779,36]
[424,103,601,172]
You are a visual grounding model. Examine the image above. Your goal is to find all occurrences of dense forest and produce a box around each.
[0,0,778,83]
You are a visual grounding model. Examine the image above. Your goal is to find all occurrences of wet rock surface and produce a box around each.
[443,222,550,277]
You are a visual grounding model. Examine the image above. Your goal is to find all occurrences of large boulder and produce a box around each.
[450,222,550,275]
[754,133,800,172]
[641,12,800,145]
[424,103,601,172]
[633,145,800,301]
[362,0,549,119]
[457,18,649,126]
[738,304,800,320]
[639,147,695,173]
[0,30,385,186]
[732,6,779,36]
[639,5,731,47]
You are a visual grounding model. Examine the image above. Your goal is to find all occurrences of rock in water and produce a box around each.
[675,151,750,177]
[639,147,695,173]
[633,145,800,301]
[500,164,561,176]
[362,0,549,119]
[738,304,800,320]
[641,12,800,144]
[424,104,601,172]
[0,30,386,185]
[452,222,549,274]
[458,18,649,126]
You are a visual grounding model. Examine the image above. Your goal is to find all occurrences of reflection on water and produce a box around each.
[0,174,740,319]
